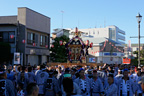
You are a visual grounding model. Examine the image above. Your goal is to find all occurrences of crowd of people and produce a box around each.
[0,63,144,96]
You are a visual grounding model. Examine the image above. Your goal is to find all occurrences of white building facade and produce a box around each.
[69,25,125,44]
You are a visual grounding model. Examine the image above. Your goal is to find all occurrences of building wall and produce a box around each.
[18,7,50,34]
[80,28,109,38]
[63,30,69,37]
[0,16,17,24]
[0,7,51,66]
[42,55,47,64]
[17,7,50,66]
[87,41,124,64]
[28,55,38,66]
[0,25,17,53]
[68,25,125,44]
[124,45,144,58]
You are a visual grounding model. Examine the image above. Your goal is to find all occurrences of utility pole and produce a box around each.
[130,13,143,68]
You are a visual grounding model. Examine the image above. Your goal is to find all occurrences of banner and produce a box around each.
[123,58,131,64]
[14,52,20,64]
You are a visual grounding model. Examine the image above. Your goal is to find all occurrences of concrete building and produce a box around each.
[52,28,69,39]
[82,37,124,64]
[124,44,144,58]
[69,25,125,44]
[0,7,50,66]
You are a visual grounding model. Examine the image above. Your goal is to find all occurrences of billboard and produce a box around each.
[89,58,95,63]
[14,52,20,64]
[123,58,131,64]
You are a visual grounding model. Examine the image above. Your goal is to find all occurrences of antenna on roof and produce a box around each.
[95,21,97,28]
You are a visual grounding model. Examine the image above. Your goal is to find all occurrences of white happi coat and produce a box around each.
[104,83,117,96]
[117,77,137,96]
[90,78,104,96]
[74,76,91,96]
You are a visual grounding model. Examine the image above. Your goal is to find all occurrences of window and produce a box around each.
[0,31,15,43]
[27,32,37,45]
[40,35,48,47]
[109,28,116,41]
[3,32,8,42]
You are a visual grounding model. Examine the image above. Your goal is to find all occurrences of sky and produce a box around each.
[0,0,144,44]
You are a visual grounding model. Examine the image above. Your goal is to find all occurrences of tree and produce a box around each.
[140,49,144,59]
[133,51,138,59]
[133,50,144,65]
[0,42,11,64]
[50,35,69,63]
[133,50,144,59]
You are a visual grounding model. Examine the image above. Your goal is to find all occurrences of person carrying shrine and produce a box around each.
[36,65,49,96]
[74,68,91,96]
[90,69,104,96]
[117,69,137,96]
[104,74,117,96]
[0,66,16,96]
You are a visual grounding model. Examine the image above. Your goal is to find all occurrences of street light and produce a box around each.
[136,13,142,68]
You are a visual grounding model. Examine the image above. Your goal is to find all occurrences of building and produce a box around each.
[51,26,125,64]
[124,43,144,58]
[52,28,69,39]
[0,7,50,66]
[69,25,125,44]
[82,37,124,64]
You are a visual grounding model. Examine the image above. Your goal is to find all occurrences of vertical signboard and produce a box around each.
[14,52,20,64]
[128,40,131,51]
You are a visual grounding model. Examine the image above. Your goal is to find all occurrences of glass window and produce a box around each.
[27,32,35,44]
[33,33,35,43]
[40,35,47,46]
[27,32,32,44]
[35,34,38,43]
[3,32,8,42]
[40,35,42,45]
[109,28,115,40]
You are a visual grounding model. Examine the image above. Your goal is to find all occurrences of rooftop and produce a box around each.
[124,44,144,47]
[82,37,121,44]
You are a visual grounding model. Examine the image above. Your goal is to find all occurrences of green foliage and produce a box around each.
[50,35,69,63]
[0,42,11,64]
[131,59,138,66]
[133,51,138,59]
[132,50,144,65]
[141,49,144,59]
